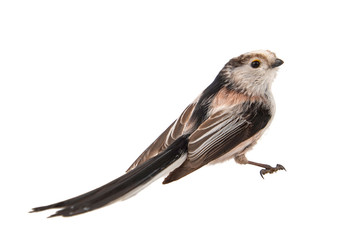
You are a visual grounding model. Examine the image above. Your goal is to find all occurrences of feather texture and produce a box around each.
[31,50,283,217]
[31,135,190,217]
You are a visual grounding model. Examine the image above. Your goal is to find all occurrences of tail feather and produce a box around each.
[31,134,189,217]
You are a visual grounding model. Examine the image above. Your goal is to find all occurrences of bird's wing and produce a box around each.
[163,101,271,183]
[126,103,196,172]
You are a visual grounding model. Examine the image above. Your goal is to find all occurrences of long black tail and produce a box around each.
[31,135,189,217]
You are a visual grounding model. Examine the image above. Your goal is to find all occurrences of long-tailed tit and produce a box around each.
[31,50,284,217]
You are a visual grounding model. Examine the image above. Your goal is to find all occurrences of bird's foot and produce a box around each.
[260,164,286,179]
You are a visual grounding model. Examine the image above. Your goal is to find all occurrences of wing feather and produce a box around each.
[163,102,271,183]
[187,111,249,168]
[126,103,196,172]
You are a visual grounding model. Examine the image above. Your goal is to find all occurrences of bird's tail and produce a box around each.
[31,134,189,217]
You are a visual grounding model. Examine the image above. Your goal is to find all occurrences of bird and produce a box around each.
[31,50,285,217]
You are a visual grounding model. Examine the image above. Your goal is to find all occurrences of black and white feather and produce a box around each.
[31,50,283,217]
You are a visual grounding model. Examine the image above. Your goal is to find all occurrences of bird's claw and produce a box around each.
[260,164,286,179]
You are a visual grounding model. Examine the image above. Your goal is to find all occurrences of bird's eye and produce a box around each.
[251,60,261,68]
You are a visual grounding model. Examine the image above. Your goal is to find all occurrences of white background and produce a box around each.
[1,1,359,239]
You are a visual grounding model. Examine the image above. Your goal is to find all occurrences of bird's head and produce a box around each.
[223,50,283,96]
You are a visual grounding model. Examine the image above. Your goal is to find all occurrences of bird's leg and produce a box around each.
[248,161,286,179]
[234,154,286,179]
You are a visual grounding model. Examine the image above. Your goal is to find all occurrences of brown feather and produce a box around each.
[163,98,272,184]
[211,88,261,109]
[126,103,196,172]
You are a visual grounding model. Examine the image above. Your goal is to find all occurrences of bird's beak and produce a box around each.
[271,58,284,68]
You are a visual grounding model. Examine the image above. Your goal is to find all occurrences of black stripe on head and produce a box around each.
[228,53,271,68]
